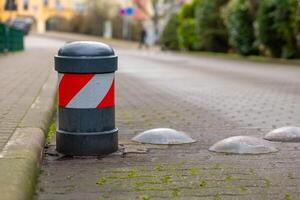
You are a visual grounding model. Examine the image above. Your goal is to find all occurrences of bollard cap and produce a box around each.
[55,41,118,73]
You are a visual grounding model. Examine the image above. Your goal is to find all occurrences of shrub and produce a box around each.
[257,0,299,58]
[297,2,300,49]
[223,0,258,55]
[177,18,200,50]
[46,17,71,32]
[69,13,104,35]
[177,1,200,51]
[180,0,197,19]
[195,0,229,52]
[161,13,180,50]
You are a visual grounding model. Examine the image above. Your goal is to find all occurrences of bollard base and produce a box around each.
[56,128,118,156]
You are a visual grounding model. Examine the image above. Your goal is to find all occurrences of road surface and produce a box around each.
[33,34,300,200]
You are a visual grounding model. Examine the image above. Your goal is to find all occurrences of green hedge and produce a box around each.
[177,18,200,51]
[223,0,258,55]
[177,1,200,51]
[161,13,180,50]
[160,0,300,59]
[257,0,299,58]
[195,0,229,52]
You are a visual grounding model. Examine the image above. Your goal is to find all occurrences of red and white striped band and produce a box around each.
[58,73,115,109]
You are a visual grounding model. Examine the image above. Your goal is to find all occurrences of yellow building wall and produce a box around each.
[0,0,83,32]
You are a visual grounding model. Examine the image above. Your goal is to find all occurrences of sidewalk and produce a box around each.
[0,36,60,199]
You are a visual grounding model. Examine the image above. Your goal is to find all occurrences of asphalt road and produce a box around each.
[35,35,300,200]
[118,48,300,130]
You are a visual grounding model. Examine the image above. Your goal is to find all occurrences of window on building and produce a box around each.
[4,0,17,10]
[55,0,64,10]
[23,0,29,10]
[55,0,62,9]
[74,3,86,13]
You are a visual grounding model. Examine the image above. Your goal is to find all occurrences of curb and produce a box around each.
[35,31,160,51]
[36,31,139,49]
[38,32,300,67]
[0,70,57,200]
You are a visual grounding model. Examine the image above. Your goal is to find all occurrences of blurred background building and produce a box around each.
[0,0,298,58]
[0,0,189,42]
[0,0,86,33]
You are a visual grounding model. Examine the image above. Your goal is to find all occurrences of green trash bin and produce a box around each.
[7,27,24,52]
[0,23,7,53]
[0,24,24,53]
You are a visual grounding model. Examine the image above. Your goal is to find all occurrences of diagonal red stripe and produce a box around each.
[59,74,95,107]
[97,79,115,108]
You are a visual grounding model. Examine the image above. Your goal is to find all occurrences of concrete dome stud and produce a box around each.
[132,128,196,145]
[264,126,300,142]
[209,136,278,154]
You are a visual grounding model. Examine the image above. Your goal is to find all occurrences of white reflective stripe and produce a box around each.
[66,73,114,108]
[58,73,64,85]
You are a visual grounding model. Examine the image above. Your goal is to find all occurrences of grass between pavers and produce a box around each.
[94,162,280,200]
[46,95,57,143]
[46,120,56,143]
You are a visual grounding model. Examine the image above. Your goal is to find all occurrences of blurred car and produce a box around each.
[8,17,33,35]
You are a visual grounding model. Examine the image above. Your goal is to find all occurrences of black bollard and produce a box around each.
[55,41,118,156]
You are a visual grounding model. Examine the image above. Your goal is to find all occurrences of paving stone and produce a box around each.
[36,33,300,200]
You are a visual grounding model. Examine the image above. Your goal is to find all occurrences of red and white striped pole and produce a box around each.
[55,41,118,156]
[58,73,115,109]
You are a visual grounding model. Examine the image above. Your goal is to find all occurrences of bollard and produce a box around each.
[55,41,118,156]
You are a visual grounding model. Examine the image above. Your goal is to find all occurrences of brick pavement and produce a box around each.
[0,36,62,150]
[37,36,300,200]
